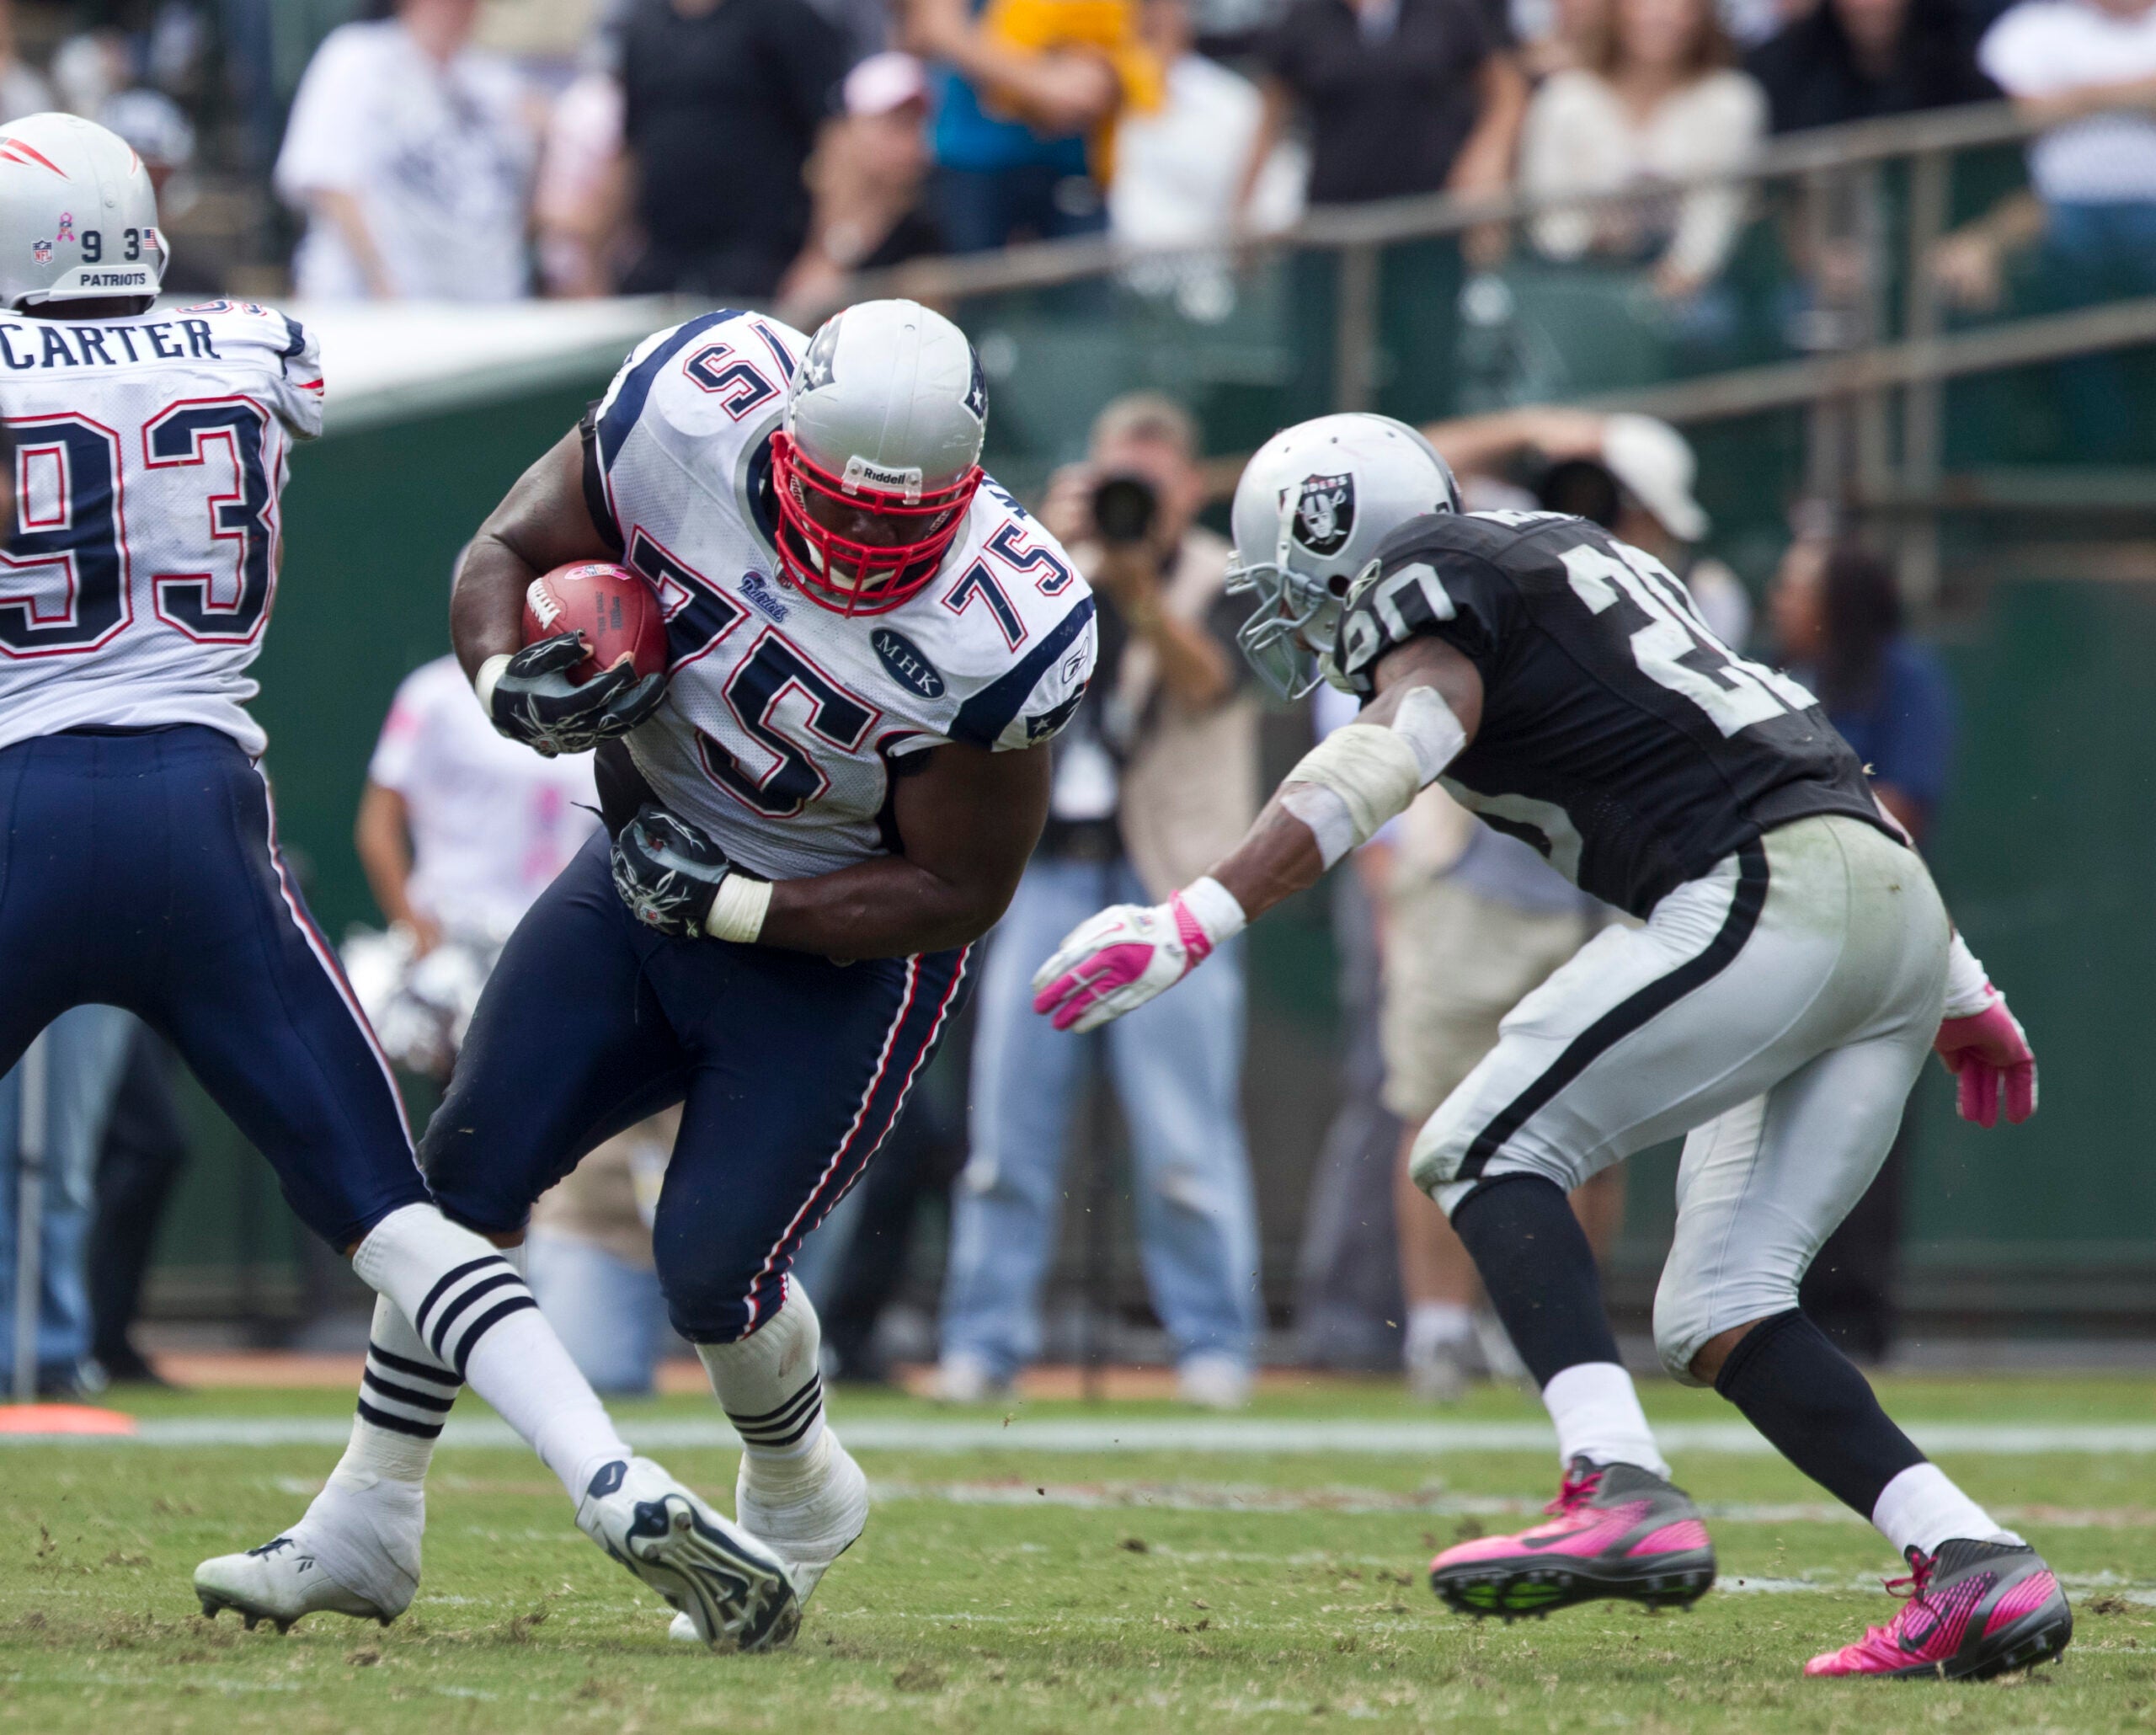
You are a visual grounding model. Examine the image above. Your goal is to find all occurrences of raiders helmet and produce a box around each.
[771,298,988,615]
[1226,414,1460,700]
[0,113,164,310]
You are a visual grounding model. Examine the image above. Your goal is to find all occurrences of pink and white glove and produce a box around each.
[1935,932,2036,1129]
[1031,878,1247,1034]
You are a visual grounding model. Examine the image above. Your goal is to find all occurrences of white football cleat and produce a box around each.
[195,1533,400,1632]
[577,1455,803,1653]
[668,1430,869,1642]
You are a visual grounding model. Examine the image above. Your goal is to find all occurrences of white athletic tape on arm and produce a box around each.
[705,874,773,945]
[474,653,512,716]
[1278,685,1467,869]
[1390,685,1469,783]
[1943,930,1992,1020]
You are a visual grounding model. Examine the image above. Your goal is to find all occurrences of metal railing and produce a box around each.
[798,97,2156,592]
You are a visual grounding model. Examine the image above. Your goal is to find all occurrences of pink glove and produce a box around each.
[1031,878,1246,1034]
[1935,993,2036,1129]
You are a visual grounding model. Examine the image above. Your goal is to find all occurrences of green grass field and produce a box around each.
[3,1375,2153,1733]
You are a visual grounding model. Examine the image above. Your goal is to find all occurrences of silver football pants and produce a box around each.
[1408,814,1949,1383]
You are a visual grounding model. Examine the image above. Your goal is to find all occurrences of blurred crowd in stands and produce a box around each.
[0,0,2148,310]
[0,0,2028,1401]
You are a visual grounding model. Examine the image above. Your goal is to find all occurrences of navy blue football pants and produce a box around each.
[423,830,969,1343]
[0,727,430,1250]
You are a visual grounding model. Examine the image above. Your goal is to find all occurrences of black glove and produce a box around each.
[611,803,744,938]
[487,633,666,757]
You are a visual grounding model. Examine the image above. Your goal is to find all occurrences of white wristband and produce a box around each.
[704,873,772,945]
[1178,874,1247,949]
[1943,930,1993,1020]
[474,652,512,716]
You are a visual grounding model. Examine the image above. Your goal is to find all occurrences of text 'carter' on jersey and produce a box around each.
[582,308,1097,883]
[1332,510,1890,916]
[0,299,323,757]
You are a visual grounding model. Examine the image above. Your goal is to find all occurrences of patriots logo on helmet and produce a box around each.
[800,319,840,392]
[1291,473,1356,556]
[963,346,988,424]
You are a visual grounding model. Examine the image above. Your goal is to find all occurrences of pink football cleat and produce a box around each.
[1429,1457,1716,1619]
[1805,1540,2071,1680]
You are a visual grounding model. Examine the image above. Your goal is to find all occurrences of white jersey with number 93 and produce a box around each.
[0,298,323,756]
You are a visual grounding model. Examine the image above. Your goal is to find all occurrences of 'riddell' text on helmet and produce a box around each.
[0,113,166,310]
[1225,414,1461,701]
[771,299,987,616]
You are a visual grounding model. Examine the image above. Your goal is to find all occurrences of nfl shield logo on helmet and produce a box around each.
[30,238,49,264]
[1290,472,1356,556]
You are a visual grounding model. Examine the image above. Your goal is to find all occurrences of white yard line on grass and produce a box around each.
[20,1416,2156,1453]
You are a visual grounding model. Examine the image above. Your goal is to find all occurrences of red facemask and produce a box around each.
[770,430,982,616]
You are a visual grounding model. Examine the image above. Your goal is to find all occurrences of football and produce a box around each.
[520,560,668,683]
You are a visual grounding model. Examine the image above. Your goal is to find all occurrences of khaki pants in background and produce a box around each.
[1380,873,1604,1126]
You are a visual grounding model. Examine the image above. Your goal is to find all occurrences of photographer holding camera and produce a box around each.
[937,393,1265,1409]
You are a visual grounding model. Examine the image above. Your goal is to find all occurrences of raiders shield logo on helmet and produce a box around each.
[1290,472,1355,556]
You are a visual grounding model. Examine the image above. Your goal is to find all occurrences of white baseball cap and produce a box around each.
[1602,414,1708,544]
[845,51,929,118]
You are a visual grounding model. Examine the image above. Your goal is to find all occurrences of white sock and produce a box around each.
[1405,1302,1475,1362]
[1541,1361,1670,1479]
[698,1279,828,1491]
[354,1204,630,1503]
[1872,1462,2022,1557]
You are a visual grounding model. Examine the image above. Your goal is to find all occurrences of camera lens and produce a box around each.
[1091,474,1158,546]
[1536,458,1622,531]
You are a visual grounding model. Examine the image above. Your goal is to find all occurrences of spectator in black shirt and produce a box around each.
[1238,0,1523,213]
[1235,0,1526,423]
[1747,0,1997,132]
[617,0,849,298]
[1747,0,2043,314]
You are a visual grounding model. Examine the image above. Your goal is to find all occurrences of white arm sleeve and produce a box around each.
[1277,684,1467,869]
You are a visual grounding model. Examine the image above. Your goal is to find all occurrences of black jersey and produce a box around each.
[1332,510,1891,916]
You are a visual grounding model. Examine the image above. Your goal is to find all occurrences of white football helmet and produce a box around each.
[0,113,165,309]
[771,297,988,616]
[1226,414,1460,700]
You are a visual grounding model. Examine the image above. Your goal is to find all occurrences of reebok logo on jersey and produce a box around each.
[872,627,944,698]
[739,570,791,624]
[1291,473,1355,556]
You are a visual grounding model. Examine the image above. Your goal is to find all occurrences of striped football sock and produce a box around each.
[355,1204,631,1502]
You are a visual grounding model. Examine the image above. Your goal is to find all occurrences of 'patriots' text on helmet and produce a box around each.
[1226,414,1460,700]
[771,298,987,616]
[0,113,164,310]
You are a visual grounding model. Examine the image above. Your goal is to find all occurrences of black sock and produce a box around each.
[1713,1308,1925,1519]
[1449,1174,1622,1389]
